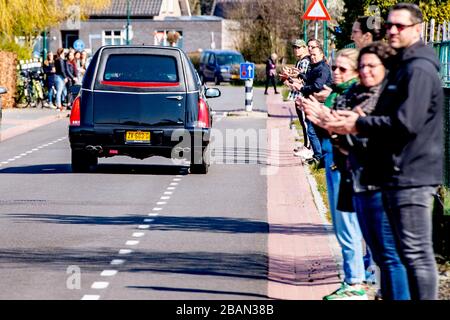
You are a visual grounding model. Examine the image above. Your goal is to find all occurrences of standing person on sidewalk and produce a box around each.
[280,39,312,157]
[303,42,411,300]
[54,48,69,112]
[42,51,56,109]
[323,3,443,300]
[290,40,332,165]
[300,48,369,300]
[264,53,279,95]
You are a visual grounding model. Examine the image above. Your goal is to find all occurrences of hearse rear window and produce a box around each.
[103,54,179,83]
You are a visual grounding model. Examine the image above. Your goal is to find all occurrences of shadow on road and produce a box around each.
[0,163,189,175]
[126,285,269,299]
[5,213,332,236]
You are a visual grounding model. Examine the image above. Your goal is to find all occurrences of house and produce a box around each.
[48,0,240,54]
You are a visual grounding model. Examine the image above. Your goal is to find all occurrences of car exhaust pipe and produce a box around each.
[85,145,103,153]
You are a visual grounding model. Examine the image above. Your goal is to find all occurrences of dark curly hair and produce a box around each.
[357,41,397,69]
[356,16,385,41]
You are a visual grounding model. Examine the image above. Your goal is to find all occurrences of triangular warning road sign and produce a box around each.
[303,0,331,21]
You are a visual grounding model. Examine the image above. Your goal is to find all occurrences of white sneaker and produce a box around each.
[47,103,57,109]
[293,147,314,160]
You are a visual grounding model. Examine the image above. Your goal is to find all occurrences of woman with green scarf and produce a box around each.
[298,48,368,300]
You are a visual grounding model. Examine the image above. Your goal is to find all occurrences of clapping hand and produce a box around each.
[323,110,360,134]
[313,85,333,103]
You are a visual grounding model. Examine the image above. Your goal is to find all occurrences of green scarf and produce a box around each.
[324,78,358,108]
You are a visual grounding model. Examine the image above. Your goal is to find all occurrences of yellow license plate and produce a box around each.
[231,74,239,79]
[126,131,151,143]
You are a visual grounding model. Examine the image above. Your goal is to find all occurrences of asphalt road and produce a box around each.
[206,84,268,113]
[0,102,269,300]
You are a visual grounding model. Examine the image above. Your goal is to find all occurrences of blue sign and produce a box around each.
[73,39,85,51]
[240,63,255,80]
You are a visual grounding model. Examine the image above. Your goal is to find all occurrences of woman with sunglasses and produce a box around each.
[303,42,411,300]
[298,48,369,300]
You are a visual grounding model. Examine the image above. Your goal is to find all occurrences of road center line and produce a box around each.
[91,282,109,289]
[81,295,100,300]
[119,249,133,255]
[101,270,118,277]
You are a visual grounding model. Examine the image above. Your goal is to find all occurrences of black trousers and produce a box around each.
[264,75,277,93]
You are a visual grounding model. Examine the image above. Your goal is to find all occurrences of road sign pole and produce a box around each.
[315,20,318,39]
[303,0,307,41]
[245,79,253,112]
[324,0,328,58]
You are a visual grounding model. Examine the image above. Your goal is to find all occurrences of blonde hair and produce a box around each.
[335,48,359,71]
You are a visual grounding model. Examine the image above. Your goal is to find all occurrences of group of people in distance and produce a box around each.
[42,48,89,111]
[280,3,443,300]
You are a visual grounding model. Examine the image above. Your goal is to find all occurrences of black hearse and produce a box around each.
[68,46,220,174]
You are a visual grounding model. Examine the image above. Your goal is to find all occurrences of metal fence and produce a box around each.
[444,88,450,188]
[435,43,450,187]
[432,41,450,88]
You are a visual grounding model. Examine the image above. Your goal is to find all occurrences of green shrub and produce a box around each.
[0,39,32,61]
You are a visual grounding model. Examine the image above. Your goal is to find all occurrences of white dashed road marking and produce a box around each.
[81,295,100,300]
[101,270,118,277]
[110,259,125,265]
[132,232,145,238]
[82,169,186,300]
[91,282,109,289]
[0,136,67,167]
[119,249,133,255]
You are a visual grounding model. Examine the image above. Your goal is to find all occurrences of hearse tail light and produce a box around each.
[197,98,210,128]
[70,96,81,126]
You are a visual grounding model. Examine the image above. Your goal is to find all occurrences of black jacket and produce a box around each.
[356,41,444,188]
[300,59,332,98]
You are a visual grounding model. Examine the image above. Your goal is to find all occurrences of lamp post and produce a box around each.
[126,0,131,45]
[303,0,307,41]
[324,0,328,58]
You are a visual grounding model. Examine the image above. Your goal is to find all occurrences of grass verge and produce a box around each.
[291,119,331,223]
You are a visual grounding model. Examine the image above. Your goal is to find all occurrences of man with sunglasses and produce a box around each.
[324,3,443,300]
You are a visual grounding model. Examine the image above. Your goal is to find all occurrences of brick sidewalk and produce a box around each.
[265,94,341,300]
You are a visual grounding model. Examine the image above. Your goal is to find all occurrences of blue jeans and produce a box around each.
[353,191,411,300]
[47,86,55,105]
[55,75,66,107]
[306,120,322,160]
[382,186,438,300]
[322,138,365,284]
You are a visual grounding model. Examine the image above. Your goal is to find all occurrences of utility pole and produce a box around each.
[303,0,307,41]
[126,0,131,45]
[324,0,328,58]
[42,30,48,60]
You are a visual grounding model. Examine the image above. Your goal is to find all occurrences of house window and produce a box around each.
[103,30,123,46]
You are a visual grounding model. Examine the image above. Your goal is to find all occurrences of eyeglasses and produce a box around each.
[359,63,383,70]
[384,22,418,32]
[331,65,349,73]
[308,45,319,49]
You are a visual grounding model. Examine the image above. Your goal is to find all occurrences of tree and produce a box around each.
[189,0,201,15]
[229,0,303,64]
[0,0,111,57]
[336,0,450,48]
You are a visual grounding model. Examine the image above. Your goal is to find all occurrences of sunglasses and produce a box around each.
[384,22,418,32]
[308,45,319,49]
[331,65,349,73]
